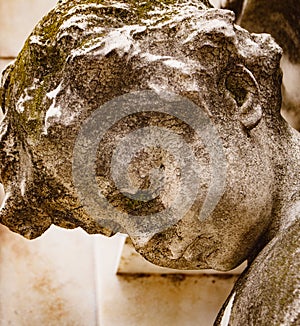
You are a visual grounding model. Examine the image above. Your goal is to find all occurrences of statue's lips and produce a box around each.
[180,234,218,263]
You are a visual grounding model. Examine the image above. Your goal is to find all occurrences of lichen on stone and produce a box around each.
[0,1,300,323]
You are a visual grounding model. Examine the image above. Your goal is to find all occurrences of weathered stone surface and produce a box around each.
[0,0,295,265]
[0,1,299,324]
[222,0,300,131]
[215,217,300,325]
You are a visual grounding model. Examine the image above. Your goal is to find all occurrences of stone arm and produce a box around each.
[215,217,300,326]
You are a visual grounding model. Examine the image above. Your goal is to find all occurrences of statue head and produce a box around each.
[1,0,294,271]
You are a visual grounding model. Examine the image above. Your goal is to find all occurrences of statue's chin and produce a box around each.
[137,235,246,271]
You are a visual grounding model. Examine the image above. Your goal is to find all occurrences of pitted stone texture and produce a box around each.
[215,217,300,326]
[0,2,300,323]
[0,0,295,266]
[0,0,300,325]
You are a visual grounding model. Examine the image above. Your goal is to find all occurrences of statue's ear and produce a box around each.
[225,64,262,130]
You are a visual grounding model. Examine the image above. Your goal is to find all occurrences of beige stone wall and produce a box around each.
[0,1,239,325]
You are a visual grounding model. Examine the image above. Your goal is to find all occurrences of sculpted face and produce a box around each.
[0,1,282,270]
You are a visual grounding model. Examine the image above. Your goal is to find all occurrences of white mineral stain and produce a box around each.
[44,83,63,134]
[29,35,45,46]
[45,104,62,120]
[20,178,26,197]
[46,82,62,100]
[141,52,192,74]
[164,59,187,70]
[59,14,90,31]
[0,191,10,211]
[16,92,32,113]
[57,10,106,41]
[70,25,145,58]
[15,81,40,114]
[140,53,172,62]
[148,8,169,16]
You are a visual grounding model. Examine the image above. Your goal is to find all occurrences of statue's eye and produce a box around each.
[225,72,248,107]
[200,44,215,54]
[198,44,218,63]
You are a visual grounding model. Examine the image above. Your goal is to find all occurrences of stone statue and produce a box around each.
[0,0,299,324]
[222,0,300,131]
